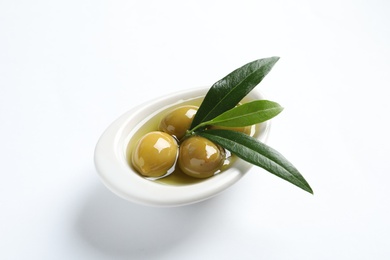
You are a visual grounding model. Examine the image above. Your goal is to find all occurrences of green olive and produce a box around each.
[178,136,225,178]
[210,125,253,136]
[132,131,178,177]
[159,105,198,139]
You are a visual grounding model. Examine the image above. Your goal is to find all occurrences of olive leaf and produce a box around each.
[190,57,280,129]
[183,56,313,194]
[197,129,313,194]
[193,100,283,131]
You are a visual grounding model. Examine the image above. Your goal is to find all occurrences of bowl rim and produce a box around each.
[94,87,271,207]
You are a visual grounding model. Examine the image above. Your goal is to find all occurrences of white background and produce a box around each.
[1,0,389,259]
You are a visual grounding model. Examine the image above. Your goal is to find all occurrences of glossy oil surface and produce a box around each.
[126,96,258,186]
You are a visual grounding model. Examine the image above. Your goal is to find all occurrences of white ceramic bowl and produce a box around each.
[94,87,271,207]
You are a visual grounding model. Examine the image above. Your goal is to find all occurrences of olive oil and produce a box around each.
[126,96,258,186]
